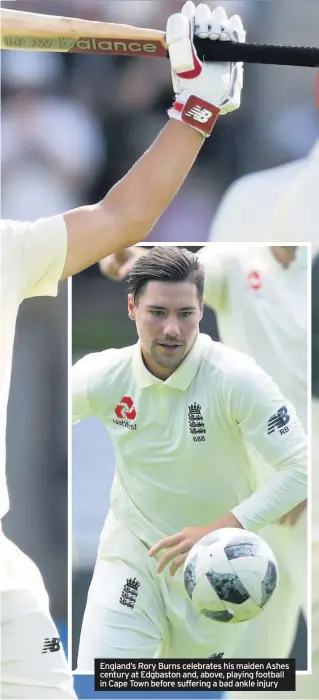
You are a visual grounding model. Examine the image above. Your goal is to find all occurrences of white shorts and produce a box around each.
[1,532,76,699]
[77,515,249,671]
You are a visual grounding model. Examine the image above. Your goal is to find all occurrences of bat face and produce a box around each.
[0,8,168,57]
[2,35,167,57]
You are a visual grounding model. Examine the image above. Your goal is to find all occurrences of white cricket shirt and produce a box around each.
[197,246,308,429]
[0,216,67,518]
[208,139,319,250]
[72,333,307,545]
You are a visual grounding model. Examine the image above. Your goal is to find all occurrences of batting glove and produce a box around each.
[167,1,245,137]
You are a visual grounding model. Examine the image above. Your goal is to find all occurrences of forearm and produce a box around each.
[101,120,204,240]
[62,120,204,278]
[232,465,307,532]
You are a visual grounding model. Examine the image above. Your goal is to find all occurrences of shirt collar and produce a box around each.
[132,333,212,391]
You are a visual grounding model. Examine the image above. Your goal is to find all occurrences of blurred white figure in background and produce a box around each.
[208,73,319,249]
[1,51,106,220]
[204,73,319,700]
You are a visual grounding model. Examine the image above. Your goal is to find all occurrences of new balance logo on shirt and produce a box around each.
[267,406,290,435]
[41,637,61,653]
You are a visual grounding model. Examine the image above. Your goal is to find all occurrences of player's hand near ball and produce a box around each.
[149,512,243,576]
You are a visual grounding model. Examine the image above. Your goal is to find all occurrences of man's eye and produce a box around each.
[180,311,193,317]
[150,309,164,316]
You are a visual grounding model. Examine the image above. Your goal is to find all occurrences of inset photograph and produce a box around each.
[2,0,316,695]
[72,243,309,681]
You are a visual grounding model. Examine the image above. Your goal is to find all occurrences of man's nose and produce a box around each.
[162,317,181,337]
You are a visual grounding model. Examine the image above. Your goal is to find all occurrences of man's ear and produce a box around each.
[128,293,136,321]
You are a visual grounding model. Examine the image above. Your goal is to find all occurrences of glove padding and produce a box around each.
[167,2,245,136]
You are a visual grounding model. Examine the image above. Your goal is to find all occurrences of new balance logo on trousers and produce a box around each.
[42,637,61,653]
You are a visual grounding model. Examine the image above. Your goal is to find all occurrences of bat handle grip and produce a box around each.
[192,38,319,67]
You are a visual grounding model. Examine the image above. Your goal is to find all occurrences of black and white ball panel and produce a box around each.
[184,553,198,599]
[183,528,278,624]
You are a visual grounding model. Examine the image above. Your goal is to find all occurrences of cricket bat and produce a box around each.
[1,8,319,67]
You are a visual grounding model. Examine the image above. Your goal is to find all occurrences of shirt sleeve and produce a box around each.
[72,353,98,424]
[72,348,120,424]
[1,215,67,301]
[223,360,308,531]
[197,245,231,313]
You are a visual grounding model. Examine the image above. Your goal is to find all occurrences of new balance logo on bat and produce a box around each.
[184,105,213,123]
[267,406,290,435]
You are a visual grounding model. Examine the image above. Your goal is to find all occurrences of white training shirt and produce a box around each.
[0,216,67,518]
[208,139,319,250]
[197,246,308,430]
[72,333,307,546]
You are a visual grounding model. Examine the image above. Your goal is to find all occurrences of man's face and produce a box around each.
[128,280,204,379]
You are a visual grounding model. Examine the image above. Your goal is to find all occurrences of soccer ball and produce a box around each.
[183,528,278,624]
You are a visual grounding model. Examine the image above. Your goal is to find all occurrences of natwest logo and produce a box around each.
[115,396,136,421]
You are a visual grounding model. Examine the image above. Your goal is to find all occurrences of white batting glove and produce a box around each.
[167,2,245,137]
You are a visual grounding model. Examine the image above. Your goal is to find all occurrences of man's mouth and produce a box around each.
[157,342,182,350]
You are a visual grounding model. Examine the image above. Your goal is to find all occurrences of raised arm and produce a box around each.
[62,122,204,278]
[63,2,245,278]
[2,4,244,301]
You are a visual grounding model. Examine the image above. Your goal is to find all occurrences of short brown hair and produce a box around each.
[127,247,204,303]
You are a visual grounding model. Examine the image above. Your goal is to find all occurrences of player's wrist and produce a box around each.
[168,93,220,137]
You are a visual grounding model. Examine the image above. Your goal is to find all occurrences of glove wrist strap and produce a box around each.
[168,95,220,137]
